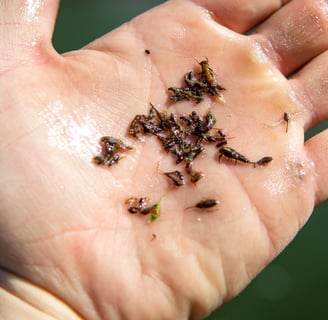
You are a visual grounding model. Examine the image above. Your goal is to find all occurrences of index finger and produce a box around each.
[0,0,59,73]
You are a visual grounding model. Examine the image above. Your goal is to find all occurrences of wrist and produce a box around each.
[0,268,81,320]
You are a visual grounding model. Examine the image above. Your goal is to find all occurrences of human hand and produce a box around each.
[1,1,328,319]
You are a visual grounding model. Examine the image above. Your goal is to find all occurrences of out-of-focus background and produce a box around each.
[52,1,328,319]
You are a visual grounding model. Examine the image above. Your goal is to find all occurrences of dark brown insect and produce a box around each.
[168,86,204,104]
[154,110,210,164]
[107,153,122,166]
[265,112,292,132]
[164,170,185,186]
[184,143,204,162]
[203,110,216,131]
[184,71,207,88]
[128,106,164,139]
[126,197,150,214]
[140,204,157,215]
[215,129,228,147]
[145,49,151,54]
[168,58,225,104]
[129,106,229,170]
[128,207,139,214]
[93,155,105,165]
[195,199,219,208]
[191,110,216,137]
[186,199,219,210]
[150,103,169,129]
[254,156,273,167]
[180,110,217,146]
[125,196,162,224]
[185,162,204,184]
[283,112,290,132]
[129,115,146,139]
[200,128,227,146]
[93,136,132,167]
[218,146,250,164]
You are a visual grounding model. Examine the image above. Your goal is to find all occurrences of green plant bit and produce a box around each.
[148,195,165,224]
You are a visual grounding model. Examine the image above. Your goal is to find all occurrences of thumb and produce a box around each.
[0,0,60,72]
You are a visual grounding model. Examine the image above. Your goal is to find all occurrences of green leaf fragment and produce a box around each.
[148,197,163,224]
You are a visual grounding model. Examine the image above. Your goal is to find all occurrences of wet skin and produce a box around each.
[1,0,328,319]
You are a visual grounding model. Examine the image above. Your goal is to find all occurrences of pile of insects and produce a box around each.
[94,58,273,224]
[168,57,226,104]
[129,104,228,185]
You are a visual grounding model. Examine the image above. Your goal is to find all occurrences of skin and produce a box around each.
[1,0,328,319]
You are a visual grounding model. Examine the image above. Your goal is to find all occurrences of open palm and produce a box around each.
[1,1,328,319]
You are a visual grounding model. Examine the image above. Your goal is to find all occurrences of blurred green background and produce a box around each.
[52,1,328,319]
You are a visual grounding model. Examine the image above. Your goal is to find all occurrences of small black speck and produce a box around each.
[145,49,151,55]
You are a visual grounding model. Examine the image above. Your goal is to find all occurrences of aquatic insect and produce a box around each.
[195,199,219,208]
[129,106,230,167]
[126,197,150,214]
[198,58,216,87]
[184,71,207,88]
[215,129,228,147]
[265,112,292,133]
[168,86,204,104]
[186,199,219,210]
[129,115,146,139]
[197,58,226,99]
[164,170,185,186]
[128,207,139,214]
[184,143,204,162]
[107,153,122,166]
[254,156,273,167]
[125,195,164,224]
[126,199,155,215]
[100,136,132,154]
[218,146,250,164]
[185,162,204,184]
[140,204,157,215]
[179,110,218,146]
[190,110,216,137]
[128,104,171,139]
[129,113,161,138]
[203,110,216,131]
[283,112,290,133]
[168,58,225,104]
[93,136,133,167]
